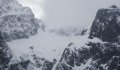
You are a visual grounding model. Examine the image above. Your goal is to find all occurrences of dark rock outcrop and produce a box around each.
[0,32,12,70]
[56,7,120,70]
[56,42,120,70]
[0,0,41,42]
[8,47,56,70]
[89,8,120,42]
[1,0,120,70]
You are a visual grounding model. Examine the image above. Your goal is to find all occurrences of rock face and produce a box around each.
[0,0,51,70]
[0,44,56,70]
[0,32,12,70]
[0,0,40,42]
[1,0,120,70]
[56,7,120,70]
[89,8,120,42]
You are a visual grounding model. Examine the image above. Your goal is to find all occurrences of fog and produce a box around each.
[17,0,45,19]
[17,0,120,29]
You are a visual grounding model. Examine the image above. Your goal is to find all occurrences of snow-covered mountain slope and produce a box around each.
[49,26,88,37]
[7,28,86,63]
[1,0,120,70]
[56,6,120,70]
[0,0,44,42]
[4,28,88,70]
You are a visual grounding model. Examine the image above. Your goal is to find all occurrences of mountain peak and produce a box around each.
[89,7,120,42]
[0,0,45,42]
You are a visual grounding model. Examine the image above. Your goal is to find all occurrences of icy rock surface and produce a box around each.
[89,8,120,42]
[0,0,42,42]
[0,32,12,70]
[1,0,120,70]
[56,7,120,70]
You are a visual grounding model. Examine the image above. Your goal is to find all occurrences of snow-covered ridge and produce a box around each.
[49,27,88,37]
[0,0,45,42]
[89,6,120,42]
[1,0,120,70]
[55,6,120,70]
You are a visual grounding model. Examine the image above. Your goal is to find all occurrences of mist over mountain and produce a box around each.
[0,0,46,42]
[0,0,120,70]
[56,6,120,70]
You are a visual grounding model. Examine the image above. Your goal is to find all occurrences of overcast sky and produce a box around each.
[17,0,120,29]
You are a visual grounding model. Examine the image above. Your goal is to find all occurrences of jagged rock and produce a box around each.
[41,60,55,70]
[57,42,120,70]
[0,0,41,42]
[2,0,120,70]
[56,62,72,70]
[8,47,57,70]
[56,46,75,70]
[89,8,120,42]
[59,47,75,67]
[0,32,12,70]
[56,7,120,70]
[9,60,32,70]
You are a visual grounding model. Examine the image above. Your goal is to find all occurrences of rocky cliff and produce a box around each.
[89,8,120,42]
[0,0,42,42]
[56,7,120,70]
[0,32,12,70]
[0,0,52,70]
[0,0,120,70]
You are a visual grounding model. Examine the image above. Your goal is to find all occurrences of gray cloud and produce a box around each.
[43,0,120,29]
[17,0,120,29]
